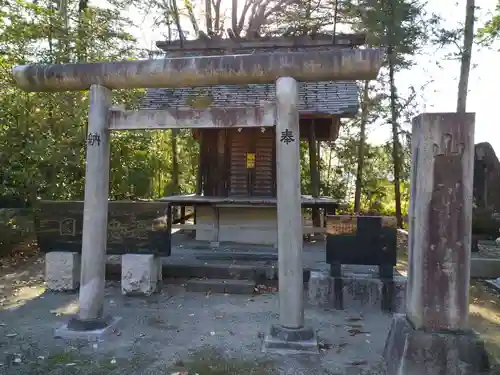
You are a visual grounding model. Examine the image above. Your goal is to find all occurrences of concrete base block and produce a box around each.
[342,275,383,311]
[54,316,122,341]
[262,324,319,354]
[384,314,489,375]
[121,254,162,296]
[307,271,333,307]
[45,252,81,292]
[307,271,406,313]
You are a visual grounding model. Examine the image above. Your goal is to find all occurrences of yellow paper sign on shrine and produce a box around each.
[246,153,256,168]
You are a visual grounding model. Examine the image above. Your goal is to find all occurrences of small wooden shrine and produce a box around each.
[141,33,366,245]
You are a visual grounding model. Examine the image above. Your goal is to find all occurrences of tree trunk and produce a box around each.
[389,61,403,228]
[354,80,370,214]
[457,0,475,113]
[205,0,212,34]
[308,123,321,228]
[387,0,403,228]
[171,129,179,194]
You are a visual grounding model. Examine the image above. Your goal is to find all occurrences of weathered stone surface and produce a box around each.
[13,49,385,92]
[121,254,162,296]
[306,271,406,312]
[342,275,383,312]
[36,200,171,255]
[262,325,319,354]
[307,271,332,307]
[45,252,81,291]
[384,314,489,375]
[109,106,276,130]
[474,142,500,212]
[407,113,475,331]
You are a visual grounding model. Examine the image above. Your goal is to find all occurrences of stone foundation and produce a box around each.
[307,270,406,313]
[45,252,81,291]
[121,254,162,296]
[384,314,489,375]
[195,206,278,245]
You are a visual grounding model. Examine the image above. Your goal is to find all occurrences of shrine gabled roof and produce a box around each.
[140,43,360,116]
[140,81,359,116]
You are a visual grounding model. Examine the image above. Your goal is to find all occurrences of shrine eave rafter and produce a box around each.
[155,33,367,52]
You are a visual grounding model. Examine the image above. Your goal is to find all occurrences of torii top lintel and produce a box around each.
[12,48,384,93]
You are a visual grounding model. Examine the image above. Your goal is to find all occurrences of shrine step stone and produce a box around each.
[185,279,256,294]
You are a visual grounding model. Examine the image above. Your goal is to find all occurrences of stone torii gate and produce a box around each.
[12,49,383,350]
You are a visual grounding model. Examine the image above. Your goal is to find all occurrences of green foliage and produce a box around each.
[0,0,200,206]
[478,0,500,45]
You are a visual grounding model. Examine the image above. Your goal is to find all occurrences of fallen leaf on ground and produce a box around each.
[318,342,332,351]
[347,360,368,366]
[346,317,363,322]
[347,328,370,336]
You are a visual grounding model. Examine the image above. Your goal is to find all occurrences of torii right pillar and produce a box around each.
[384,113,489,375]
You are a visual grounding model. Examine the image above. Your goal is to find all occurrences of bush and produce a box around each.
[0,208,34,256]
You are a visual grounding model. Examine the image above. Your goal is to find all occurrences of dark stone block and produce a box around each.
[384,314,490,375]
[326,216,397,279]
[36,201,171,255]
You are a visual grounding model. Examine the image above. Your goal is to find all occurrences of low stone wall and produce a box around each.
[396,228,500,279]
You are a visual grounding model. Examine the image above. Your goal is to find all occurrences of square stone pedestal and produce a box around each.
[121,254,162,296]
[262,325,319,354]
[54,315,122,340]
[384,314,489,375]
[307,270,406,313]
[45,252,81,292]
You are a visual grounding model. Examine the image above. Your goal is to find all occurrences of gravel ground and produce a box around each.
[0,256,391,375]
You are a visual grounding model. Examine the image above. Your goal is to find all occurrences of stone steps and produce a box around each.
[106,262,313,283]
[184,278,257,294]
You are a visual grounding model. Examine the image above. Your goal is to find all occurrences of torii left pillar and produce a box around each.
[55,84,122,338]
